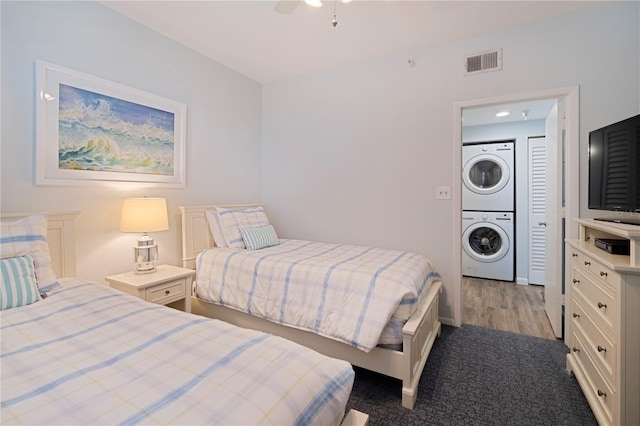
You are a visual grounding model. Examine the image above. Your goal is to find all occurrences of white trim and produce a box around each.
[453,86,580,341]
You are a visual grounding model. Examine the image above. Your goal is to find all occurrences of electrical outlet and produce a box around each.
[436,186,451,200]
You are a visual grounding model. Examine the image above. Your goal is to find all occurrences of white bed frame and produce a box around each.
[1,211,79,278]
[1,210,369,425]
[181,204,442,409]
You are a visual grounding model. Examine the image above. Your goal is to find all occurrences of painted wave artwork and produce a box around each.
[58,84,175,176]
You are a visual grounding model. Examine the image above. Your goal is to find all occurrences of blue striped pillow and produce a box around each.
[1,255,41,310]
[240,225,280,251]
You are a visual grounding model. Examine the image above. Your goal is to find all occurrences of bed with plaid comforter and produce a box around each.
[195,239,442,352]
[1,279,354,425]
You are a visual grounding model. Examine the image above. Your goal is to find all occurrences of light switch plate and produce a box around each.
[436,186,451,199]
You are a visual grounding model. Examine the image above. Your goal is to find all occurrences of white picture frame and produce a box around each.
[35,60,187,188]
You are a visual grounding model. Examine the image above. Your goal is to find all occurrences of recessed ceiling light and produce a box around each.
[496,111,510,117]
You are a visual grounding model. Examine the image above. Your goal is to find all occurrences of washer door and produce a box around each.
[462,222,509,262]
[462,154,510,195]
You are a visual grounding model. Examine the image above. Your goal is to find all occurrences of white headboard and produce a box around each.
[1,211,80,278]
[179,204,262,270]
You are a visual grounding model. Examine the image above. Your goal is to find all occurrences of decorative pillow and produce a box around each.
[205,210,228,248]
[240,225,280,251]
[0,255,41,310]
[216,206,270,249]
[0,214,59,292]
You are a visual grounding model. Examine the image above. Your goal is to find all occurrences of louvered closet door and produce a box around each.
[528,137,546,285]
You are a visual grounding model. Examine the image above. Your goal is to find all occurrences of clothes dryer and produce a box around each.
[462,141,514,212]
[462,211,514,282]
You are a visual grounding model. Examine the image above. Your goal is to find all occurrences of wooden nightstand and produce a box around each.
[106,264,195,313]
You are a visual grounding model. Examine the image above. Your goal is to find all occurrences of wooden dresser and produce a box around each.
[566,218,640,426]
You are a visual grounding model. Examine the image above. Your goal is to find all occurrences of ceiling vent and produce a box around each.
[464,48,502,76]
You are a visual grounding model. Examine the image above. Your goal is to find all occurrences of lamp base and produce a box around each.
[135,261,157,275]
[133,235,158,274]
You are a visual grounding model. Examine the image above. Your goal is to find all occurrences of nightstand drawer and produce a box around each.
[106,265,195,313]
[146,279,186,305]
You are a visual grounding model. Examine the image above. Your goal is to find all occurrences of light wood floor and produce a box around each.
[463,276,558,340]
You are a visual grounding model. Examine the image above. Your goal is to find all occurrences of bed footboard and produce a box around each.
[400,279,442,409]
[190,279,442,410]
[181,203,442,410]
[342,409,369,426]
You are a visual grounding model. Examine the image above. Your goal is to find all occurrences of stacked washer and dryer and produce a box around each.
[462,141,515,282]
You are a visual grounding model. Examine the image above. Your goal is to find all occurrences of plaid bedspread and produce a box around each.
[1,279,354,425]
[196,239,441,352]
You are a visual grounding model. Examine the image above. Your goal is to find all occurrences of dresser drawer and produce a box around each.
[571,329,615,426]
[571,266,617,331]
[571,250,620,289]
[146,279,186,305]
[572,298,617,388]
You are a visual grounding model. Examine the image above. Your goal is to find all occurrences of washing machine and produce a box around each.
[462,211,514,282]
[462,141,514,212]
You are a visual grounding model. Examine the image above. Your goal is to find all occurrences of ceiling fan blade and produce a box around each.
[273,1,300,14]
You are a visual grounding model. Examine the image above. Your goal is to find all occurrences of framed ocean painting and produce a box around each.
[35,61,187,187]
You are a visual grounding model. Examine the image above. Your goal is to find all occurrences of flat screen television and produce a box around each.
[588,114,640,225]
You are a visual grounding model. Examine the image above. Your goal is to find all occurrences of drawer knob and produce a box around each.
[572,278,580,284]
[597,390,606,398]
[572,313,580,318]
[599,271,608,277]
[572,347,580,353]
[165,290,170,295]
[597,302,607,309]
[572,253,578,258]
[584,261,591,266]
[597,345,607,353]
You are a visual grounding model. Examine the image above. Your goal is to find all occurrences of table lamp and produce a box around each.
[120,197,169,274]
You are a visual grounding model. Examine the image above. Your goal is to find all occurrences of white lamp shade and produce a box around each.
[120,198,169,233]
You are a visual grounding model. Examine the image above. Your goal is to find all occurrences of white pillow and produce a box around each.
[216,206,270,249]
[0,214,59,292]
[205,210,228,248]
[0,254,42,310]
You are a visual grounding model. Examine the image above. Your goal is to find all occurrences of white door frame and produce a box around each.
[452,86,580,345]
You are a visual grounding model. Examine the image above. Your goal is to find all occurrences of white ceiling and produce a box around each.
[102,0,607,84]
[462,99,557,127]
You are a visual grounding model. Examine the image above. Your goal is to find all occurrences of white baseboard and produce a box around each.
[439,316,456,327]
[516,277,529,285]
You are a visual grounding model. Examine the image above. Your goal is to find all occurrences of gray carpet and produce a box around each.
[345,324,597,425]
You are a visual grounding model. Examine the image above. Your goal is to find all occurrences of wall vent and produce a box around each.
[464,48,502,76]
